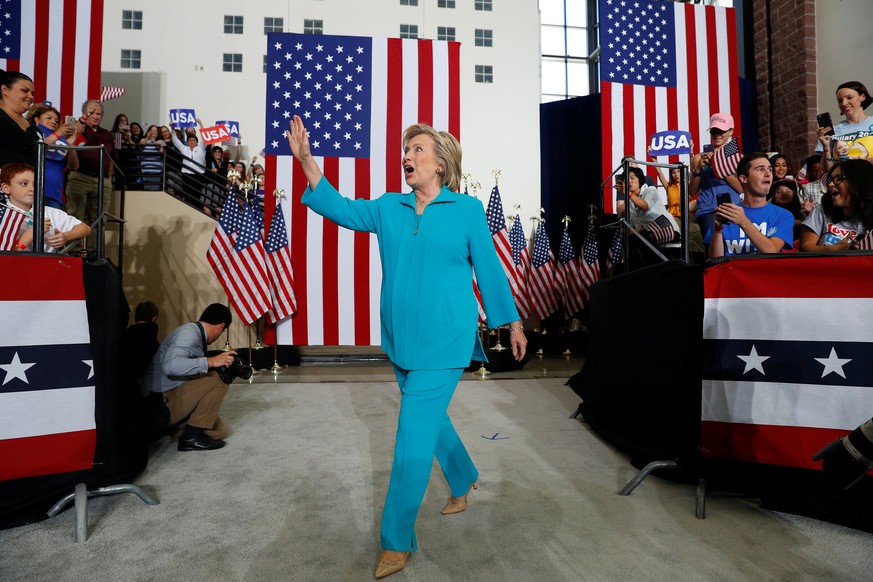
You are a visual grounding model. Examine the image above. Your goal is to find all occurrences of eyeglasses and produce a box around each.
[825,174,847,187]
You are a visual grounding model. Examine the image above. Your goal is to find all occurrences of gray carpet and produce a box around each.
[2,365,872,581]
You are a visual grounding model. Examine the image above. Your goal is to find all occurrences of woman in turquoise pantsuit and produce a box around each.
[287,115,527,579]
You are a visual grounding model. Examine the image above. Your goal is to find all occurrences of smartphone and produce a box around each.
[716,192,732,206]
[817,112,835,136]
[65,115,77,126]
[703,144,714,154]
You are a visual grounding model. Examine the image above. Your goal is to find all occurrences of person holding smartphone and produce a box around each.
[799,159,873,252]
[816,81,873,172]
[689,112,743,240]
[26,103,79,209]
[707,153,794,258]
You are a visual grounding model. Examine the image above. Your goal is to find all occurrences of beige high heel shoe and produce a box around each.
[374,550,410,579]
[441,482,478,515]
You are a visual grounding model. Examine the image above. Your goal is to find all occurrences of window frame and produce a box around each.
[222,53,243,73]
[120,49,141,69]
[303,19,324,35]
[399,24,419,39]
[264,17,284,35]
[474,64,493,83]
[121,10,143,30]
[437,26,456,42]
[474,29,493,47]
[223,15,244,35]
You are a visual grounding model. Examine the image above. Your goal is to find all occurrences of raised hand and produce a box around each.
[285,114,323,190]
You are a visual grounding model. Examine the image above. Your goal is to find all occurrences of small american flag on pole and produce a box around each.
[486,185,526,317]
[264,198,297,323]
[558,222,585,318]
[856,231,873,251]
[508,214,531,319]
[527,220,558,321]
[579,221,602,302]
[0,201,27,251]
[207,197,272,326]
[644,215,678,245]
[607,227,623,270]
[711,138,742,180]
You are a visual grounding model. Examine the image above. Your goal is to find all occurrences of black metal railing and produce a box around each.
[116,147,232,216]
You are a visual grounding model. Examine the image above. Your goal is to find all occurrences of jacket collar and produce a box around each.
[400,185,458,208]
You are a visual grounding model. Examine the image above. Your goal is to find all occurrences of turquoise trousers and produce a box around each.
[380,366,478,551]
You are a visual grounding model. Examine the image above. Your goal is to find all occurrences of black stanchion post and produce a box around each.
[33,139,46,253]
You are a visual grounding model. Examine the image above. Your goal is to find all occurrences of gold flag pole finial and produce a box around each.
[492,169,502,185]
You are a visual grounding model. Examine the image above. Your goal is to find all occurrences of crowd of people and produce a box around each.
[0,68,264,250]
[619,79,873,262]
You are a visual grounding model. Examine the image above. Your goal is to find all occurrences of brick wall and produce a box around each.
[751,0,818,170]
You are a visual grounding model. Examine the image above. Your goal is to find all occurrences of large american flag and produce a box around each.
[0,255,95,481]
[485,185,526,319]
[508,214,531,319]
[701,255,873,470]
[0,0,104,117]
[206,196,272,326]
[599,0,739,213]
[262,33,460,346]
[527,220,558,321]
[579,221,602,302]
[0,200,26,251]
[557,223,585,318]
[264,198,297,324]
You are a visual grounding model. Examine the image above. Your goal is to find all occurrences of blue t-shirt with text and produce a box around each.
[705,203,794,256]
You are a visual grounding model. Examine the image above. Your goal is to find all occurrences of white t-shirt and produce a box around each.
[40,206,84,253]
[801,205,865,246]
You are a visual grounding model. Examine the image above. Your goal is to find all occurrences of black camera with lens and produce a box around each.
[208,351,253,384]
[812,418,873,490]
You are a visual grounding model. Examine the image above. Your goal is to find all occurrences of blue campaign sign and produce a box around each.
[169,108,197,128]
[649,130,692,156]
[215,120,240,137]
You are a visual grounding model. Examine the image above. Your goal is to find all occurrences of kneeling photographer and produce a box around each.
[140,304,238,451]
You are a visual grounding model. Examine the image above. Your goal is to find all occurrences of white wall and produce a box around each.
[815,0,873,122]
[101,0,542,216]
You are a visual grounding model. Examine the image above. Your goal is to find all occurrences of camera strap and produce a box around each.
[195,321,208,355]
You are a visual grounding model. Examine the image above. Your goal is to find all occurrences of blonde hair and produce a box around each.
[402,123,462,192]
[27,103,60,125]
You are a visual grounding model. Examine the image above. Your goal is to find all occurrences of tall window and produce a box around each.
[263,54,268,74]
[400,0,418,5]
[264,17,284,34]
[224,15,243,34]
[400,24,418,39]
[474,0,492,11]
[438,0,455,7]
[540,0,591,102]
[304,19,323,35]
[121,10,142,30]
[474,29,493,47]
[475,65,493,83]
[120,49,141,69]
[437,27,456,42]
[223,53,243,73]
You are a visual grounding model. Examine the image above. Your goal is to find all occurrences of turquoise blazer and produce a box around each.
[302,178,519,370]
